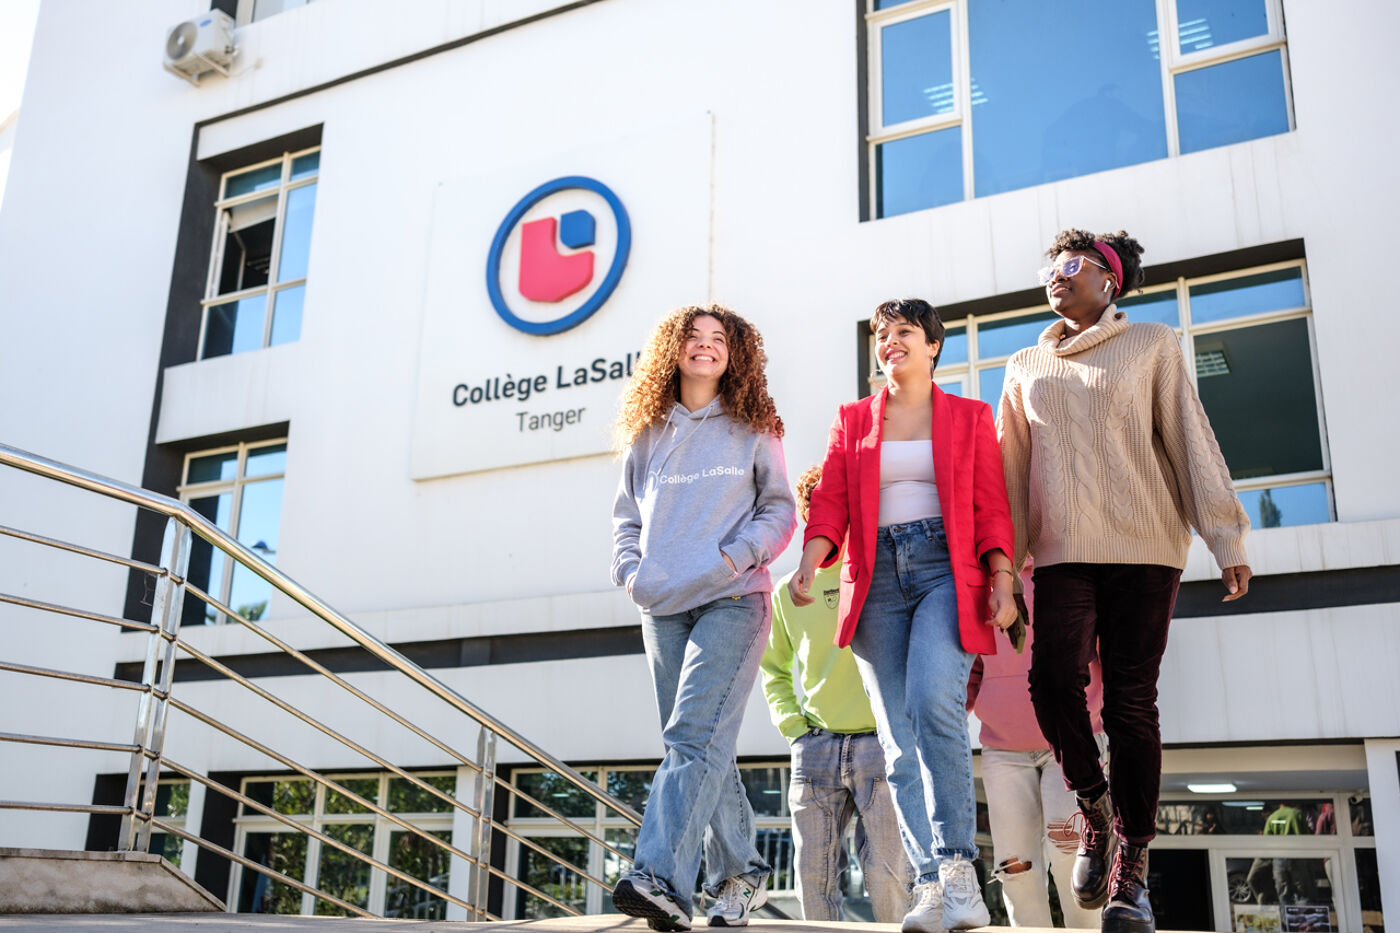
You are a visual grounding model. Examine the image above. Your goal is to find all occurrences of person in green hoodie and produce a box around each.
[610,305,797,932]
[762,464,913,923]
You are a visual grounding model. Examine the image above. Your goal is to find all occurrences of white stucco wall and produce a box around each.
[1,8,1398,908]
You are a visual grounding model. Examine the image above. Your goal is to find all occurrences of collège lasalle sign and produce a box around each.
[409,116,712,479]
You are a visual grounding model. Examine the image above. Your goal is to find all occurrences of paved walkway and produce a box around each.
[0,916,959,933]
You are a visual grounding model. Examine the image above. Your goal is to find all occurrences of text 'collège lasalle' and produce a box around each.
[452,351,643,408]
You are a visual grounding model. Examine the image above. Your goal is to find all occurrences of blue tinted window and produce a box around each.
[978,311,1056,358]
[877,128,963,218]
[1176,50,1289,154]
[270,286,304,347]
[978,366,1006,416]
[874,0,920,8]
[1237,483,1330,529]
[1176,0,1269,54]
[290,151,320,180]
[204,296,266,358]
[1195,318,1323,479]
[1117,290,1180,327]
[937,378,965,397]
[940,325,968,365]
[1189,267,1304,324]
[881,11,955,126]
[277,184,317,282]
[968,0,1167,197]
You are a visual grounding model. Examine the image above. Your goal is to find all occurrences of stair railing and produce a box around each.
[0,441,642,920]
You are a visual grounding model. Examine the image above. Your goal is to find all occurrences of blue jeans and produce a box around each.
[634,593,773,914]
[849,519,979,884]
[790,728,913,922]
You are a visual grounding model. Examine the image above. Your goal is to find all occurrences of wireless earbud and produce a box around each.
[1102,280,1114,293]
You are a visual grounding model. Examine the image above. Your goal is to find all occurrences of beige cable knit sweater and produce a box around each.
[998,305,1249,572]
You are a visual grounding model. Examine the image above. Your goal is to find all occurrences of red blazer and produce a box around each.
[805,384,1014,653]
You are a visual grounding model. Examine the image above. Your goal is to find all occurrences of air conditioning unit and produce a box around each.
[163,10,237,86]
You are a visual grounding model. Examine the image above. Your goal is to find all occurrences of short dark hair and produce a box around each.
[870,298,947,371]
[1046,229,1146,295]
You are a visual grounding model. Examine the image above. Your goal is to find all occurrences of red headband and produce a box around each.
[1091,241,1123,297]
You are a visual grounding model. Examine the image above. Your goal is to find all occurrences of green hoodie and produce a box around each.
[761,560,878,743]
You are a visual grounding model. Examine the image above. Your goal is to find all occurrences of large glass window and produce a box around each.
[179,439,287,625]
[201,149,319,358]
[232,771,458,917]
[504,764,797,920]
[865,0,1292,216]
[867,260,1330,528]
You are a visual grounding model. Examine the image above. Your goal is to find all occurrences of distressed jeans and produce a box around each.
[633,593,773,915]
[981,743,1107,928]
[789,728,913,922]
[849,519,980,884]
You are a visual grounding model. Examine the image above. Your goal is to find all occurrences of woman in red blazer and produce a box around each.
[789,299,1017,933]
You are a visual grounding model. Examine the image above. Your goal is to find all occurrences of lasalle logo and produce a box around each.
[486,175,632,336]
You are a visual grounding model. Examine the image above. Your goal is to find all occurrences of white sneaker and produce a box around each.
[902,880,945,933]
[706,875,767,927]
[613,871,692,932]
[939,856,990,930]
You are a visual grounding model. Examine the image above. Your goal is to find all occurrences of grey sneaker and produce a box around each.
[613,871,692,932]
[939,856,990,929]
[706,875,767,927]
[902,880,945,933]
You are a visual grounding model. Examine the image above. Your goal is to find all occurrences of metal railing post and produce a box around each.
[120,518,189,853]
[470,728,498,920]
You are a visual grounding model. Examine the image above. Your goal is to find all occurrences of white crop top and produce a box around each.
[878,440,942,527]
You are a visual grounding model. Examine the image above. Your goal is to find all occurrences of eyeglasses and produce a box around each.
[1037,255,1109,286]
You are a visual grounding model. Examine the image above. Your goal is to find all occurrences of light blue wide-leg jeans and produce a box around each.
[633,593,774,915]
[849,519,979,885]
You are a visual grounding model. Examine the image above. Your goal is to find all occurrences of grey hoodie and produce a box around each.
[612,399,797,616]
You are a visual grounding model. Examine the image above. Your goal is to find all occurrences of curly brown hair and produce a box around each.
[614,304,784,449]
[1046,229,1146,294]
[794,464,822,523]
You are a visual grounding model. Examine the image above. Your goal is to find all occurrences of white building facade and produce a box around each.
[0,0,1396,928]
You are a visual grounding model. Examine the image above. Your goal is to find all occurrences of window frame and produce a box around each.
[198,147,319,359]
[866,259,1332,525]
[1151,792,1377,932]
[865,0,973,207]
[1157,0,1294,156]
[229,770,460,916]
[864,0,1294,217]
[503,763,795,920]
[177,437,288,623]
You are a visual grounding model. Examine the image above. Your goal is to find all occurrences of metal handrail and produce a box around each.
[0,440,643,918]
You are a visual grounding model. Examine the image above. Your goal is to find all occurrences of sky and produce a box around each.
[0,0,42,118]
[0,0,41,208]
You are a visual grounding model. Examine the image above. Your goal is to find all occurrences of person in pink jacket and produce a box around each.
[968,564,1106,927]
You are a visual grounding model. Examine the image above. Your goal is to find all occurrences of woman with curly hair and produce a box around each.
[998,230,1251,933]
[790,298,1018,933]
[610,304,797,931]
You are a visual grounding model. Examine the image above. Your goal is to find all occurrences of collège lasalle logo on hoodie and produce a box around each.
[656,465,748,486]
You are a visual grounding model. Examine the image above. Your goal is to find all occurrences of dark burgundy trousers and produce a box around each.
[1028,562,1182,845]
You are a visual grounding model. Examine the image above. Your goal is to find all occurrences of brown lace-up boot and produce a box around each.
[1102,842,1153,933]
[1070,787,1115,908]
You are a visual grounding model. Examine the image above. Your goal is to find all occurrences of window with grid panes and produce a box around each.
[503,764,796,920]
[230,771,459,917]
[178,439,287,624]
[867,260,1329,529]
[866,0,1292,217]
[200,148,319,358]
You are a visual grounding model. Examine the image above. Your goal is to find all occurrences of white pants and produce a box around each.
[981,744,1105,928]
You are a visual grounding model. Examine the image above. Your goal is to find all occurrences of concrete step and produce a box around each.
[0,848,223,915]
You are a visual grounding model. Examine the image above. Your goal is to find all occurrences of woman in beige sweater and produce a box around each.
[998,229,1251,933]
